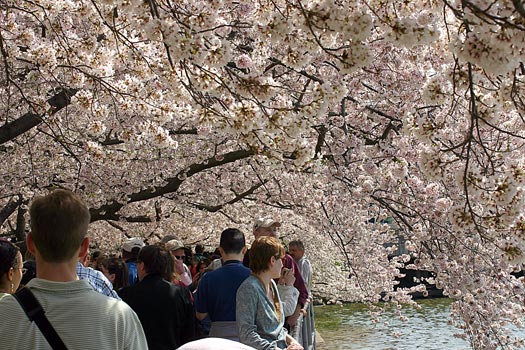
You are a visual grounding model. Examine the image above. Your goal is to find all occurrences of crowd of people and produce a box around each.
[0,189,313,350]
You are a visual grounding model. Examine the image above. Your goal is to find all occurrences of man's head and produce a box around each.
[122,237,145,260]
[166,239,186,261]
[253,217,281,239]
[137,244,174,281]
[160,235,179,244]
[288,240,305,261]
[29,189,90,263]
[195,244,204,254]
[219,228,246,255]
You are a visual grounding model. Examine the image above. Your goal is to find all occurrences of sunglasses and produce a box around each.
[174,255,185,260]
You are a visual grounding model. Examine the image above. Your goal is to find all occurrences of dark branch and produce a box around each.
[371,194,414,231]
[0,196,22,226]
[89,148,255,221]
[14,204,27,243]
[346,96,401,123]
[0,88,79,145]
[314,125,327,158]
[190,180,267,212]
[100,128,198,146]
[123,215,154,223]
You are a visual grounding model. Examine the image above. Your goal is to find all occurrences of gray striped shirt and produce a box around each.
[0,278,148,350]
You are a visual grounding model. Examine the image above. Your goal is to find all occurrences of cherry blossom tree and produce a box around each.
[2,0,525,348]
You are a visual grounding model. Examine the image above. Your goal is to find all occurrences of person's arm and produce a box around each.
[236,281,278,350]
[123,304,149,350]
[301,260,312,294]
[277,269,299,317]
[100,276,121,300]
[174,261,192,287]
[194,273,209,320]
[82,265,121,300]
[195,311,208,321]
[284,255,308,307]
[181,287,198,345]
[276,284,299,317]
[285,334,304,350]
[286,304,303,328]
[180,272,192,286]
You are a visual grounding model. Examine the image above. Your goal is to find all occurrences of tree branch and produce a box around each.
[100,128,198,146]
[314,125,327,158]
[189,180,267,212]
[0,195,23,226]
[14,204,27,243]
[0,88,79,145]
[89,148,255,221]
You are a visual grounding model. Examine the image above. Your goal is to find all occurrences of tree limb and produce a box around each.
[89,148,255,221]
[0,88,79,145]
[0,196,22,226]
[189,180,267,212]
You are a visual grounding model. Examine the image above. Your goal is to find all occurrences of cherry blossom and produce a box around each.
[2,1,525,348]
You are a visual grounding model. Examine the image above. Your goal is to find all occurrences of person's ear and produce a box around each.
[241,246,248,255]
[78,237,89,259]
[6,267,14,282]
[137,261,146,278]
[27,233,36,256]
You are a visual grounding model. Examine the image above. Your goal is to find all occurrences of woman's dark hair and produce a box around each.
[196,259,208,270]
[138,244,174,281]
[97,256,129,290]
[90,249,103,263]
[0,240,20,277]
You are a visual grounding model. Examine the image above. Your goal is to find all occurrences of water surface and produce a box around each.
[314,298,469,350]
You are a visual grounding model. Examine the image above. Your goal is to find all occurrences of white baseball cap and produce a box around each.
[122,237,145,253]
[253,217,281,230]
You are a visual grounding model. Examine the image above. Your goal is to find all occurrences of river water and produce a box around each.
[314,298,470,350]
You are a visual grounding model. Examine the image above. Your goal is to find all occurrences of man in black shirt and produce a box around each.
[119,244,196,349]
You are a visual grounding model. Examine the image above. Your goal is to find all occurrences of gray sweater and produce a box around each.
[236,275,288,350]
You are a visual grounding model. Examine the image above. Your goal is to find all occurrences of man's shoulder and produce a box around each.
[303,257,312,267]
[0,292,143,350]
[77,263,105,278]
[208,263,249,280]
[298,255,311,265]
[81,288,139,318]
[131,275,190,297]
[118,284,133,298]
[0,285,130,315]
[83,288,124,304]
[283,253,298,266]
[201,263,248,284]
[217,262,250,273]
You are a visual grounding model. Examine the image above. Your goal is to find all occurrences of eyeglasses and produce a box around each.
[174,255,185,260]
